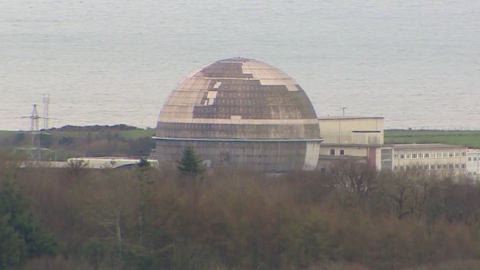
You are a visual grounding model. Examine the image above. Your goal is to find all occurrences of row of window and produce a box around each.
[468,157,478,161]
[394,164,466,171]
[330,149,345,156]
[395,152,466,159]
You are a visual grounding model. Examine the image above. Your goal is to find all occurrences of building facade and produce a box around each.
[390,144,468,173]
[318,116,384,145]
[317,116,385,171]
[467,149,480,178]
[316,116,472,175]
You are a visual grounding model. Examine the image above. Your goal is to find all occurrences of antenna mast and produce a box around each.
[29,104,42,163]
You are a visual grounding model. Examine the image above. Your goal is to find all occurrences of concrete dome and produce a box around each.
[155,57,322,171]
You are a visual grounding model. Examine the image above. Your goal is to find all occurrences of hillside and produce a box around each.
[0,125,155,160]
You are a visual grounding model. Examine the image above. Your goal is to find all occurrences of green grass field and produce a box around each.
[385,130,480,148]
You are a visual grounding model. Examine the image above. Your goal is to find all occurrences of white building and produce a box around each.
[316,116,474,175]
[390,144,468,173]
[467,149,480,179]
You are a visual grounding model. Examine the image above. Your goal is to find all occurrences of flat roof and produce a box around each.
[392,144,466,150]
[467,149,480,153]
[321,143,384,147]
[318,155,366,160]
[318,116,384,120]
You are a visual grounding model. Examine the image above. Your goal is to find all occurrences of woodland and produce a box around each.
[1,150,480,270]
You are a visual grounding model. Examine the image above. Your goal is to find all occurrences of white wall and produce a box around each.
[318,117,384,144]
[467,151,480,177]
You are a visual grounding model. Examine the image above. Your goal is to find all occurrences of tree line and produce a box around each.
[1,149,480,270]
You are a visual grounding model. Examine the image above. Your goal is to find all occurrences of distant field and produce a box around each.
[385,130,480,148]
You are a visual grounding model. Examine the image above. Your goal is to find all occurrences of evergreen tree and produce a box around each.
[137,157,151,169]
[0,216,26,269]
[0,179,58,269]
[177,147,205,177]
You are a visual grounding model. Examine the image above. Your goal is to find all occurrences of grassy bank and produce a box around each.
[385,129,480,148]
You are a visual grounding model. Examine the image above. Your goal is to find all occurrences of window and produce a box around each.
[469,157,472,161]
[394,166,398,171]
[449,164,454,169]
[330,149,335,155]
[340,149,345,156]
[406,165,411,170]
[418,153,424,158]
[443,164,447,169]
[400,166,405,171]
[412,153,417,159]
[455,152,460,157]
[461,164,466,169]
[400,154,405,159]
[424,165,429,170]
[455,164,459,169]
[475,157,478,161]
[443,152,449,158]
[437,164,442,169]
[394,154,399,159]
[320,168,326,172]
[406,154,411,159]
[430,165,436,170]
[462,152,467,156]
[449,153,454,157]
[424,153,430,158]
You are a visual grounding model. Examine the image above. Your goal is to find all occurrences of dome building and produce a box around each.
[154,57,322,172]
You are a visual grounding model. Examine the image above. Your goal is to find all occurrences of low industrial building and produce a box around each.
[315,116,471,175]
[316,116,385,171]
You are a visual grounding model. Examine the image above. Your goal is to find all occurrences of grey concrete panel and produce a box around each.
[156,140,310,172]
[157,122,320,140]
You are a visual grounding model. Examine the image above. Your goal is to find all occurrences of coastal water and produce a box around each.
[1,0,479,131]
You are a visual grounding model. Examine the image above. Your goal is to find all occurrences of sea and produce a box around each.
[1,0,479,131]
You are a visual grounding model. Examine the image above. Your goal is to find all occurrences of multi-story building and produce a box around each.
[390,144,467,173]
[316,116,472,175]
[467,149,480,178]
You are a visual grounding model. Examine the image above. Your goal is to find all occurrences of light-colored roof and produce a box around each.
[318,116,384,120]
[393,144,467,150]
